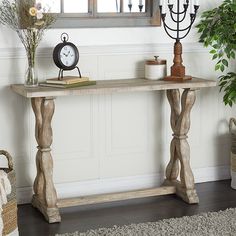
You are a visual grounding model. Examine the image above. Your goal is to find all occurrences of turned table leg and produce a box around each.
[163,89,199,204]
[31,97,61,223]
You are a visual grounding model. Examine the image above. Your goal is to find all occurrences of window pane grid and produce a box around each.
[61,0,89,13]
[54,0,148,15]
[96,0,146,13]
[52,0,160,28]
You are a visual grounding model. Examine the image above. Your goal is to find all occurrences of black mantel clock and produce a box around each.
[53,33,81,80]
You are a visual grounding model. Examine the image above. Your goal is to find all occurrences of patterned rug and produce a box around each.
[56,208,236,236]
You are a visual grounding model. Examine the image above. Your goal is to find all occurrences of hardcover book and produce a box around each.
[46,76,89,85]
[39,80,96,88]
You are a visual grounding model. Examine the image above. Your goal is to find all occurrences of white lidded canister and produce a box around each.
[145,56,167,80]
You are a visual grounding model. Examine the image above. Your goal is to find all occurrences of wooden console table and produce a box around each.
[11,78,216,223]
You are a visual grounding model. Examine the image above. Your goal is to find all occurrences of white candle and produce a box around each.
[190,0,194,13]
[128,0,132,5]
[139,0,143,5]
[194,0,199,6]
[160,0,167,13]
[162,1,166,14]
[168,0,173,4]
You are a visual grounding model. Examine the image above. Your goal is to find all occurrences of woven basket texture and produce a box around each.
[231,153,236,172]
[0,151,18,236]
[231,132,236,154]
[230,118,236,154]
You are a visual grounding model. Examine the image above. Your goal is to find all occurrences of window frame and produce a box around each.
[52,0,161,28]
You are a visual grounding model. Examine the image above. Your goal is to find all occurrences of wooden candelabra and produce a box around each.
[159,0,199,81]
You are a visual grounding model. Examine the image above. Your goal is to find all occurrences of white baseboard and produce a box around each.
[17,165,230,205]
[194,165,230,183]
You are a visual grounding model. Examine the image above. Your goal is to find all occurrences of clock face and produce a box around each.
[53,41,79,71]
[59,45,76,67]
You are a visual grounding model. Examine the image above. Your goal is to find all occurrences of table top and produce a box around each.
[11,78,217,98]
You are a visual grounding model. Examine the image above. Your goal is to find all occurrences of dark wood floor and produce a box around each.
[18,180,236,236]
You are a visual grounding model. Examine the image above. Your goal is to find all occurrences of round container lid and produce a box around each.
[146,56,166,65]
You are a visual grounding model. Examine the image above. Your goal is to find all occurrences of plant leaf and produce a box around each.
[222,59,229,67]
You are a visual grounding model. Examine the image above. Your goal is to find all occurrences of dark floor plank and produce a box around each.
[18,180,236,236]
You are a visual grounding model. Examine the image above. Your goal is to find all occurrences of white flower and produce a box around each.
[29,7,37,16]
[35,2,42,10]
[36,11,43,20]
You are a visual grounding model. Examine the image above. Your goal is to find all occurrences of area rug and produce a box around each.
[56,208,236,236]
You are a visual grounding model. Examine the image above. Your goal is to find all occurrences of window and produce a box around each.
[47,0,160,28]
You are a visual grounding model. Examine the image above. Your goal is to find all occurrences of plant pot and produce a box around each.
[229,118,236,189]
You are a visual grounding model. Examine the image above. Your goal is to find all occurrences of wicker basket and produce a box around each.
[0,150,18,236]
[229,118,236,189]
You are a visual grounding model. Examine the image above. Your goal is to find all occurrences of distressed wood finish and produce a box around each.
[31,97,61,223]
[164,89,199,204]
[58,186,176,208]
[11,78,216,98]
[11,78,216,223]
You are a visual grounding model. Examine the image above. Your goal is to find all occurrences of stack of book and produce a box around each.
[39,76,96,88]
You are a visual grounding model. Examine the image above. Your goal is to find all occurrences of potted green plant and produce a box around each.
[196,0,236,189]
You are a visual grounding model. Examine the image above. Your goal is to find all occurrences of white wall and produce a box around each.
[0,0,233,203]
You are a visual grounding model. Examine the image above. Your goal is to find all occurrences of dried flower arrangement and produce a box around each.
[0,0,56,87]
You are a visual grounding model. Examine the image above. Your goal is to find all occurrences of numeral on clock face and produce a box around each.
[60,45,76,67]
